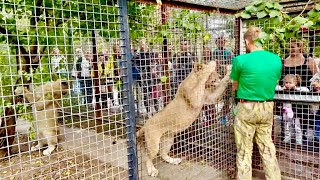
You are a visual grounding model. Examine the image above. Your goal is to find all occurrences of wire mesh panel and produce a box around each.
[0,0,132,179]
[0,0,255,179]
[241,6,320,178]
[129,1,237,179]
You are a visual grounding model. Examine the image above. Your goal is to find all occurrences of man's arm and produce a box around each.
[230,57,240,92]
[232,81,238,91]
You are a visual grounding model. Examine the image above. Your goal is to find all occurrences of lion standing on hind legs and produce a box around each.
[15,80,69,156]
[137,61,232,177]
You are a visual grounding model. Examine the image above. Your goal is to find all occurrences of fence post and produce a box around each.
[118,0,138,179]
[91,30,103,133]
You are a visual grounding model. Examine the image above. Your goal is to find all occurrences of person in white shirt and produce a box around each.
[51,48,68,78]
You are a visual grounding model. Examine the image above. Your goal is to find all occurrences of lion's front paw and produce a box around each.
[148,166,159,177]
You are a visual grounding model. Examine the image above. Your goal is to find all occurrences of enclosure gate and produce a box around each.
[0,0,238,179]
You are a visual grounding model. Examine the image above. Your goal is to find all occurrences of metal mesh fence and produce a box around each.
[242,17,320,179]
[0,0,130,179]
[129,2,237,179]
[0,0,237,179]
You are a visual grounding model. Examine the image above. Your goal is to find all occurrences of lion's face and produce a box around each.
[193,61,217,76]
[205,64,231,89]
[14,86,28,95]
[192,61,220,88]
[205,71,220,88]
[45,80,70,96]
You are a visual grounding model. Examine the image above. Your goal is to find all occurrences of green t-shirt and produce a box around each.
[230,50,282,101]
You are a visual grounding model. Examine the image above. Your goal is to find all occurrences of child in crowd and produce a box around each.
[309,72,320,93]
[310,72,320,142]
[276,74,309,145]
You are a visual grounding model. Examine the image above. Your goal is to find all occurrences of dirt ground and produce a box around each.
[0,134,128,180]
[3,108,298,180]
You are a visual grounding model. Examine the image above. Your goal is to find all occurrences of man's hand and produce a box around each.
[226,65,232,72]
[232,81,238,91]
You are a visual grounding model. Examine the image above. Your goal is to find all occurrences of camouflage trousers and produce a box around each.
[234,101,281,180]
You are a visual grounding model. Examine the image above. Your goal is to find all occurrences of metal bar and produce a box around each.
[138,0,237,14]
[161,5,170,106]
[234,18,241,55]
[118,0,138,179]
[91,30,103,133]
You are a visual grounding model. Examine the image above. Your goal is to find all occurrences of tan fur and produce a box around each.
[15,80,69,156]
[137,61,231,177]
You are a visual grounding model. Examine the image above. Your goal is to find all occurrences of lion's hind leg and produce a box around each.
[144,128,162,177]
[160,133,182,165]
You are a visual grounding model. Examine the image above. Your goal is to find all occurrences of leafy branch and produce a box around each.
[236,1,320,55]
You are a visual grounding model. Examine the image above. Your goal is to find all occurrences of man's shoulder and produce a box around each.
[237,50,280,59]
[233,53,247,61]
[261,50,280,58]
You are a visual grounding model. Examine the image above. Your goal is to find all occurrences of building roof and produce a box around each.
[142,0,319,13]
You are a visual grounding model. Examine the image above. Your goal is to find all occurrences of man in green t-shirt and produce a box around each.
[230,26,282,180]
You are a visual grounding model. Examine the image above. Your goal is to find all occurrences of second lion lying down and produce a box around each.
[137,61,231,177]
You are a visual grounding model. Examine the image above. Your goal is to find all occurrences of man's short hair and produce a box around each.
[244,26,261,43]
[215,36,225,42]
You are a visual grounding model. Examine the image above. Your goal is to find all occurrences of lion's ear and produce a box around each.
[194,63,204,72]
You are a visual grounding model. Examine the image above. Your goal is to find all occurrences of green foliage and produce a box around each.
[237,1,320,57]
[171,9,206,39]
[128,1,158,42]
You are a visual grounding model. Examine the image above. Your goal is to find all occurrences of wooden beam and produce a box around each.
[137,0,238,14]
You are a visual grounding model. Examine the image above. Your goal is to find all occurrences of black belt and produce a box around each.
[238,99,273,103]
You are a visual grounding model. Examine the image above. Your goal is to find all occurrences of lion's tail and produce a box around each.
[136,127,145,147]
[136,127,144,138]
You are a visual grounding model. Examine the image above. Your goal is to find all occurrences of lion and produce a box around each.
[137,61,231,177]
[15,80,69,156]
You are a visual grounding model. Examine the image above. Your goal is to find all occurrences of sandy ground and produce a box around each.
[1,119,231,180]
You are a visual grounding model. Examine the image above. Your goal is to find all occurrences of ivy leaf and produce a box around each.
[257,11,267,19]
[160,30,168,37]
[203,33,211,42]
[274,2,283,10]
[245,5,256,12]
[279,33,285,40]
[259,32,269,42]
[285,31,295,39]
[269,10,280,18]
[304,21,314,28]
[254,0,263,6]
[266,2,274,9]
[307,9,319,18]
[271,15,283,25]
[294,16,308,25]
[240,12,251,19]
[276,28,285,33]
[255,41,263,48]
[256,3,266,11]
